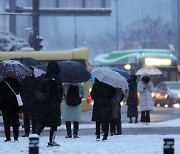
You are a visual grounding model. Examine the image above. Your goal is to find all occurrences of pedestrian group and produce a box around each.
[0,61,154,146]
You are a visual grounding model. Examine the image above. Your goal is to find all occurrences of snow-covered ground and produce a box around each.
[1,118,180,154]
[1,134,179,154]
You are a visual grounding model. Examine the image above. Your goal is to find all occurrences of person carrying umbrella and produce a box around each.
[35,61,63,147]
[90,78,115,141]
[137,74,154,124]
[0,76,21,142]
[62,83,85,138]
[20,67,38,137]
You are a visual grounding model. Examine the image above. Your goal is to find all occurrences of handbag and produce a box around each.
[5,81,23,106]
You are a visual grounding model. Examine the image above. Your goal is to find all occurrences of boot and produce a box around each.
[47,142,60,147]
[4,138,11,142]
[73,134,79,138]
[102,135,107,141]
[129,118,133,123]
[135,117,138,123]
[96,134,100,141]
[22,133,29,137]
[65,134,72,138]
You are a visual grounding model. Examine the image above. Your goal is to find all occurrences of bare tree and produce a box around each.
[123,16,175,49]
[88,29,124,59]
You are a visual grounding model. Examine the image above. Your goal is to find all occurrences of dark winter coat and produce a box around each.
[36,62,63,127]
[21,75,39,115]
[91,79,115,122]
[127,75,138,118]
[0,77,20,113]
[111,88,124,119]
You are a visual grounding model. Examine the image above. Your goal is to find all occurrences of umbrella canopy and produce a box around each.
[0,60,33,78]
[33,68,46,77]
[108,67,130,80]
[58,61,91,83]
[11,57,41,66]
[91,67,129,89]
[136,66,163,75]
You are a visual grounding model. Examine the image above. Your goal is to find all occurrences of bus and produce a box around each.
[91,49,178,86]
[0,47,92,111]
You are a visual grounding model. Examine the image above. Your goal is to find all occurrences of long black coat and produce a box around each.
[36,74,63,127]
[91,80,115,122]
[127,75,138,118]
[21,76,38,115]
[0,77,20,112]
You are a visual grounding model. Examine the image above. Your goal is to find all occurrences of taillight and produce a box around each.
[87,95,92,103]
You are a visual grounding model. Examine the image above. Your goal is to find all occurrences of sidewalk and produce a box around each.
[1,110,180,129]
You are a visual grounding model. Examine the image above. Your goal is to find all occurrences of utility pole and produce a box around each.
[178,0,180,64]
[115,0,119,50]
[9,0,16,35]
[32,0,39,40]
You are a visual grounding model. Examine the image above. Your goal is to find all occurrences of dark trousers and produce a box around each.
[23,113,38,134]
[110,111,122,135]
[2,111,19,140]
[110,118,122,135]
[96,121,109,138]
[141,111,150,122]
[36,124,57,143]
[65,121,79,135]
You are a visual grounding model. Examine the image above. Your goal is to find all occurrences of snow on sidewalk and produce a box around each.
[0,118,180,153]
[1,134,179,154]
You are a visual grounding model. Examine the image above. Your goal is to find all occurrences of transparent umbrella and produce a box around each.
[136,66,163,75]
[91,67,128,89]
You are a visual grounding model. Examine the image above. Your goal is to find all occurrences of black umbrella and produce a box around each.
[11,57,41,66]
[58,61,91,83]
[0,60,33,78]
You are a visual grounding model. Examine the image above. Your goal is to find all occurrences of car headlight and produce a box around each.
[151,92,155,97]
[165,94,168,99]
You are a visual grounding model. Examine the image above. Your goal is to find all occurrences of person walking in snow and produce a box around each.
[137,74,154,124]
[91,78,115,141]
[126,75,139,123]
[35,61,63,147]
[62,83,85,138]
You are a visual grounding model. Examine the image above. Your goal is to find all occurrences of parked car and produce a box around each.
[152,81,180,107]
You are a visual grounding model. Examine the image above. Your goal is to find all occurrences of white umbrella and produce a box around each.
[91,67,128,89]
[136,66,163,75]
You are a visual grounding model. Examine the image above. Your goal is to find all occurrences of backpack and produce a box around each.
[66,85,81,106]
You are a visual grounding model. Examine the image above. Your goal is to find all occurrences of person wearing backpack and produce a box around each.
[62,83,85,138]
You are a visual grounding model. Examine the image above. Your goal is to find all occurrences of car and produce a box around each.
[152,81,180,107]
